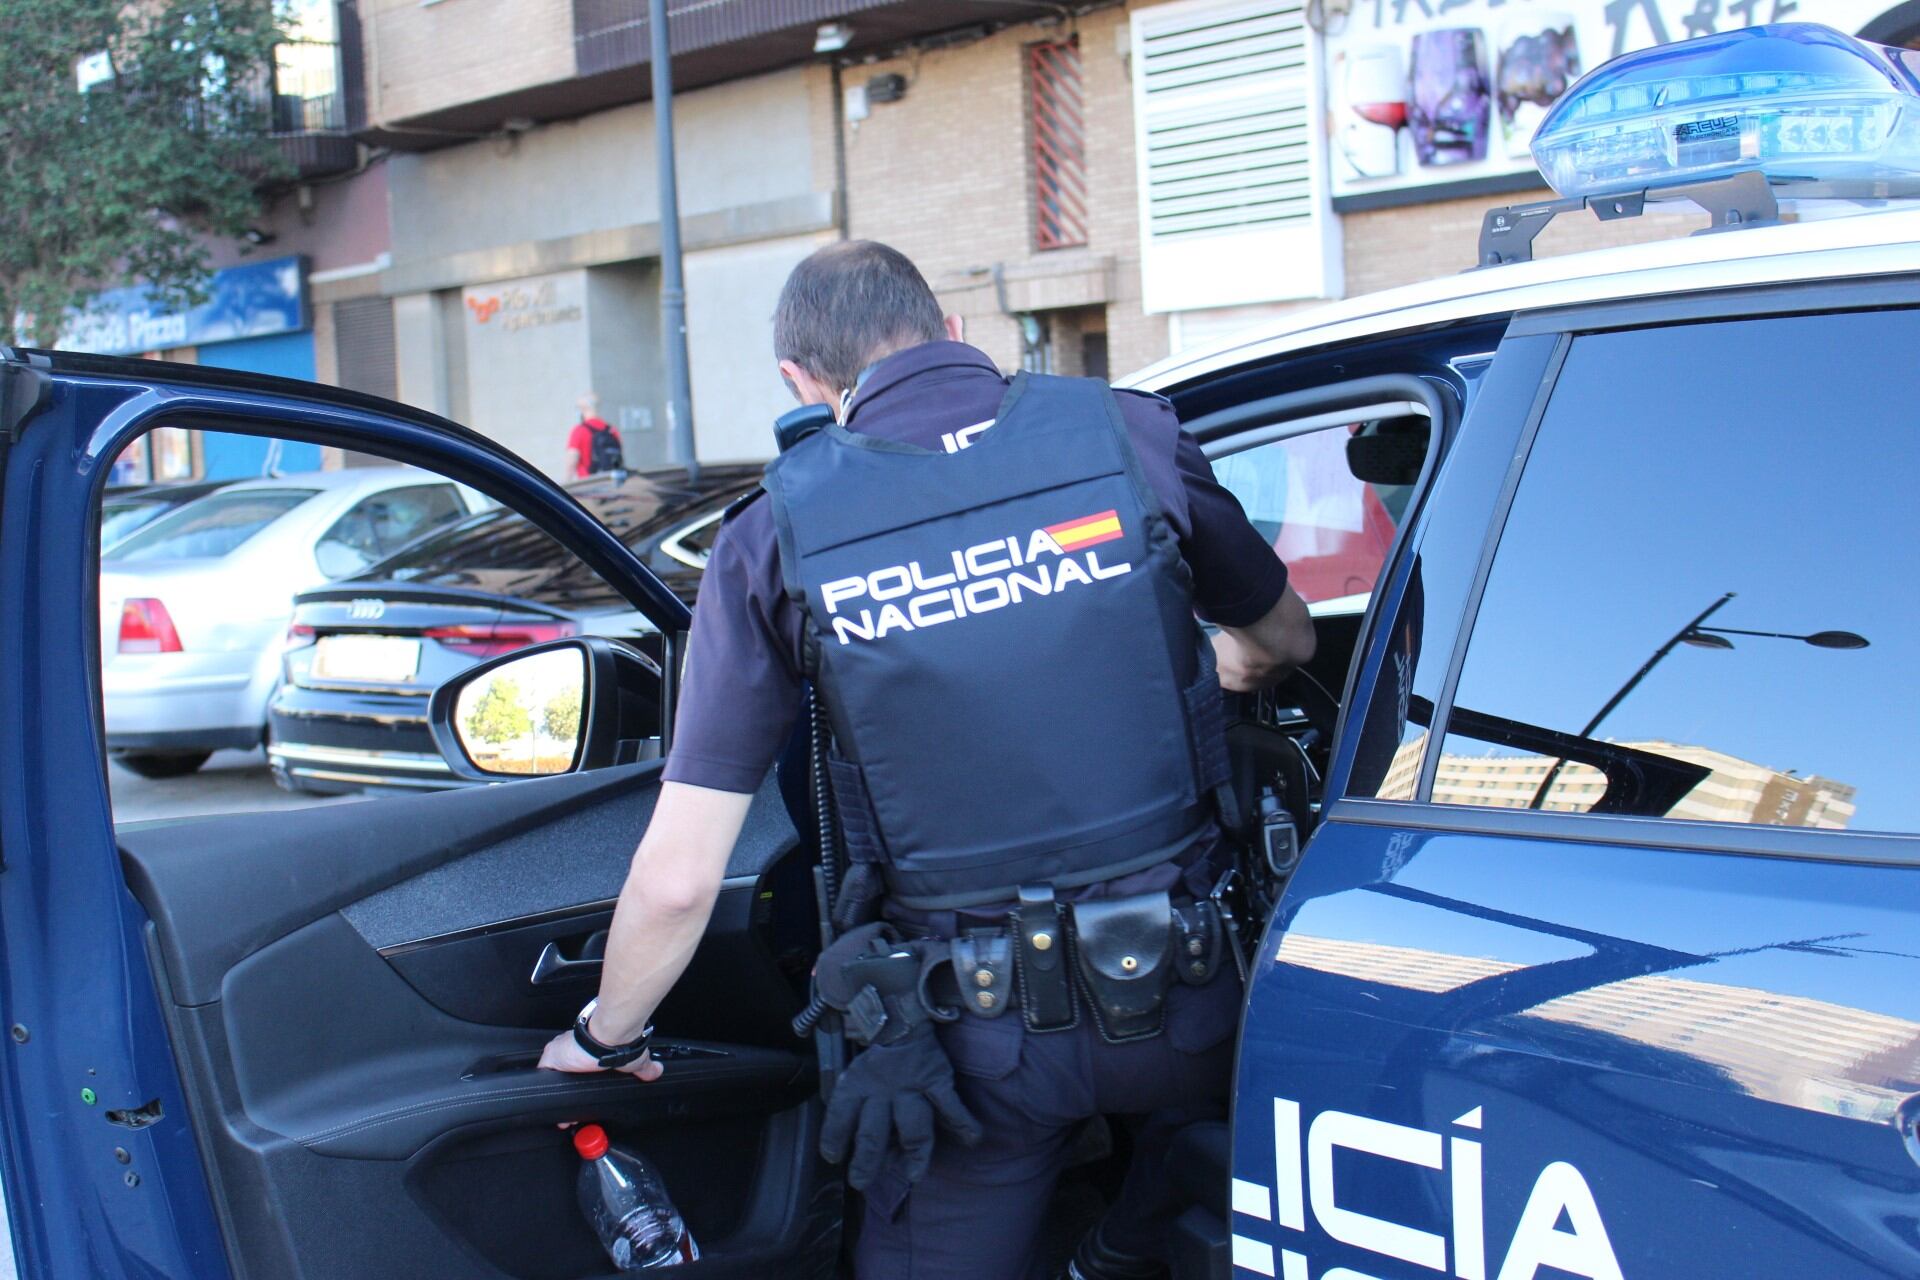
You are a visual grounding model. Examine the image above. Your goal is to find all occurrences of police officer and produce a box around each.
[540,242,1316,1279]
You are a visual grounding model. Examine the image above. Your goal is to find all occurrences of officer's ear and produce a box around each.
[944,315,965,343]
[779,359,840,410]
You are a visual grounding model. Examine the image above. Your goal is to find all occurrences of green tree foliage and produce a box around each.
[0,0,288,341]
[542,685,582,747]
[464,677,532,747]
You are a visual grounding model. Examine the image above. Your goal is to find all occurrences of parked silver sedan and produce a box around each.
[98,467,488,778]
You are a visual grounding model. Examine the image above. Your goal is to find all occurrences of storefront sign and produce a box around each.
[61,255,309,356]
[462,275,584,334]
[1326,0,1902,202]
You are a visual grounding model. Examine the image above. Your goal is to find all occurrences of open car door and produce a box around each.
[0,351,839,1280]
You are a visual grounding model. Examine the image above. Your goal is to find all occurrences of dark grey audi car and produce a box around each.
[266,464,759,794]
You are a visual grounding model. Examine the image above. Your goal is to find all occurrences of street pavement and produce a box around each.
[110,748,368,823]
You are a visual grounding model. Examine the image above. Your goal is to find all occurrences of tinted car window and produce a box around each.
[359,469,758,611]
[1211,421,1410,606]
[109,489,316,562]
[1436,310,1918,834]
[99,499,168,547]
[316,484,467,578]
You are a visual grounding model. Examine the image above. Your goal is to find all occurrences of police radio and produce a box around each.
[774,403,835,454]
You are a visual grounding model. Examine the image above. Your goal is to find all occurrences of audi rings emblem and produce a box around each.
[347,598,387,621]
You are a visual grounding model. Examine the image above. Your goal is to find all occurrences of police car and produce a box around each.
[0,22,1915,1280]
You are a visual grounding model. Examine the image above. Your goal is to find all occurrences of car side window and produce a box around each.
[109,489,316,562]
[1211,419,1414,606]
[315,483,466,579]
[1436,309,1919,834]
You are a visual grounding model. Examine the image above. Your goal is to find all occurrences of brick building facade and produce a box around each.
[96,0,1920,475]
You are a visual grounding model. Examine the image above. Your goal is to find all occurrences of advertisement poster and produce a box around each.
[1325,0,1904,203]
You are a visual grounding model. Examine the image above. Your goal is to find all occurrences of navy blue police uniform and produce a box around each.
[665,341,1287,1279]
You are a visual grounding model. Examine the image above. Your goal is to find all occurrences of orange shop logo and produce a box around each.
[466,294,502,323]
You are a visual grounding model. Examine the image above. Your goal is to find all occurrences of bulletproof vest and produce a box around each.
[764,373,1229,910]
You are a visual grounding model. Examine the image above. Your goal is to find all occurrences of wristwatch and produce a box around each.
[572,998,654,1069]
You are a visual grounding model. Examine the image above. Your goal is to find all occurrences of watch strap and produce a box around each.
[573,1004,653,1069]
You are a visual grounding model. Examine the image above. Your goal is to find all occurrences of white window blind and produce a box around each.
[1131,0,1341,312]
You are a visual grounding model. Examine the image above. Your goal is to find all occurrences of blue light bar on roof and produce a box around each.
[1531,23,1920,200]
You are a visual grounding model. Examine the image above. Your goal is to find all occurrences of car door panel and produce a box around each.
[122,761,833,1280]
[1228,303,1920,1280]
[0,358,840,1279]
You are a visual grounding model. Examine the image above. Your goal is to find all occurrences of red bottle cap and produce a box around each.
[572,1124,610,1160]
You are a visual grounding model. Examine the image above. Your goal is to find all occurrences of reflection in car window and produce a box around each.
[360,469,760,613]
[317,484,467,578]
[1212,423,1404,605]
[1436,310,1919,834]
[99,500,167,547]
[109,490,316,562]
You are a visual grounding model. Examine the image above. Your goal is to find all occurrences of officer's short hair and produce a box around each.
[774,241,946,392]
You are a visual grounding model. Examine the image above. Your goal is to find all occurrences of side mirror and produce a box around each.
[427,636,662,782]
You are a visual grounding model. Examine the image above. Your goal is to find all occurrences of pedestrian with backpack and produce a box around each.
[567,393,626,478]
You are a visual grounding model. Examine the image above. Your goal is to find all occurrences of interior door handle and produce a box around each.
[530,930,608,985]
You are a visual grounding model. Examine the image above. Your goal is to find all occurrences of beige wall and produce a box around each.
[839,7,1168,380]
[1342,188,1702,297]
[684,232,840,462]
[386,69,822,272]
[363,0,576,127]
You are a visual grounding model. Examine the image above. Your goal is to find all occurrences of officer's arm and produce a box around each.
[1212,584,1316,692]
[556,781,753,1055]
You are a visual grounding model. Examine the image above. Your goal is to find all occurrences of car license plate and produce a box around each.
[312,635,422,684]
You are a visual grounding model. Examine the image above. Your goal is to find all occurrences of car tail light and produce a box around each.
[286,623,317,648]
[118,598,182,654]
[423,620,579,659]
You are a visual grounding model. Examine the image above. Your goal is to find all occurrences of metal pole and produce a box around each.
[1526,592,1735,810]
[649,0,698,480]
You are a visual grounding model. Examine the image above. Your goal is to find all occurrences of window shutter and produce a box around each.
[333,296,397,401]
[1030,40,1089,251]
[1131,0,1340,312]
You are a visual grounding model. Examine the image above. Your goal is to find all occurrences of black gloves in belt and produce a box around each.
[819,1023,982,1189]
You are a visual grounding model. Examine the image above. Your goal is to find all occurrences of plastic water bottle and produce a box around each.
[573,1125,699,1269]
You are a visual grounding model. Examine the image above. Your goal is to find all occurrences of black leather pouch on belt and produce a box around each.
[1170,899,1223,987]
[1015,886,1077,1032]
[1069,890,1175,1043]
[950,930,1014,1019]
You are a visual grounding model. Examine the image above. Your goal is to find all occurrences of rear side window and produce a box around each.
[109,489,315,562]
[99,499,167,547]
[316,484,467,579]
[1437,310,1919,835]
[1210,417,1419,606]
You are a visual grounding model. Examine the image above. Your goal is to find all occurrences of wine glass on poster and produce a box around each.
[1339,44,1408,180]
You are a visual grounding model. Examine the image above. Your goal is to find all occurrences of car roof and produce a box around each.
[1126,204,1920,393]
[200,466,440,497]
[104,479,227,502]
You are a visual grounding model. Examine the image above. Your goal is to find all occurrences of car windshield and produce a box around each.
[108,489,317,562]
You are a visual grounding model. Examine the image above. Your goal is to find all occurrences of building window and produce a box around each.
[273,0,345,133]
[1129,0,1341,312]
[1029,39,1089,251]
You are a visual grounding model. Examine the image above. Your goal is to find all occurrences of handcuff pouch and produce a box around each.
[1069,891,1174,1043]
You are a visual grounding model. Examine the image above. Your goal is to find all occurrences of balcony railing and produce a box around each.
[265,2,363,181]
